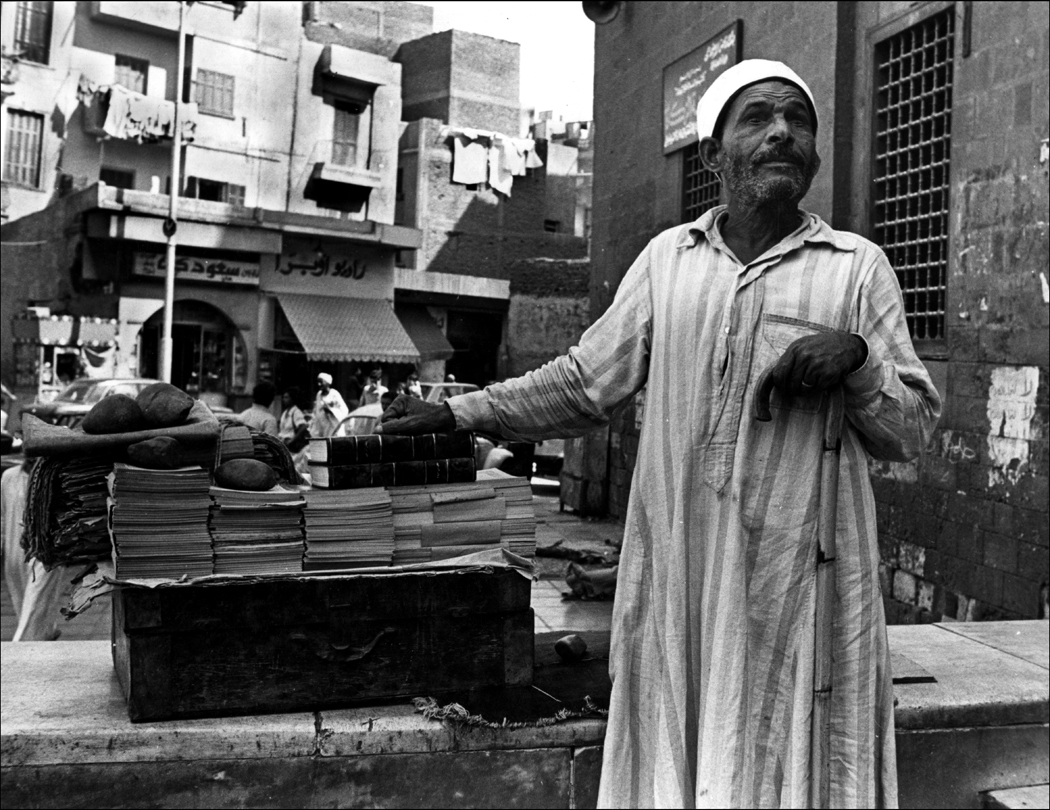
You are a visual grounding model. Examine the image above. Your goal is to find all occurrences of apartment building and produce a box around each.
[1,1,421,412]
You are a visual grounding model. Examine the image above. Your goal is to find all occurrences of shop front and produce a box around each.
[259,236,420,413]
[10,310,119,402]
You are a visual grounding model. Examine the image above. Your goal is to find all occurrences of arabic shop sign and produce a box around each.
[662,20,742,154]
[263,238,395,299]
[277,252,368,280]
[132,251,260,286]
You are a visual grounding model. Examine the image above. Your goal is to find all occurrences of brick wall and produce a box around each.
[505,258,590,378]
[400,119,588,281]
[591,2,1049,621]
[857,1,1050,623]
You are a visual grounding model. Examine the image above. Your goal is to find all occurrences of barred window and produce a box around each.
[332,105,360,166]
[100,166,135,189]
[872,9,954,342]
[4,110,44,187]
[114,54,149,95]
[195,69,235,117]
[14,1,52,65]
[682,142,721,223]
[190,177,245,207]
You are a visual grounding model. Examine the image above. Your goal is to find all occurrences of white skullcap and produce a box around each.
[316,372,333,384]
[696,59,817,141]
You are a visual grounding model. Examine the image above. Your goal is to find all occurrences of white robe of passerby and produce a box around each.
[2,464,64,641]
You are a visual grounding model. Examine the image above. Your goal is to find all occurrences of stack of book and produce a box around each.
[209,485,305,575]
[301,487,395,570]
[217,424,254,464]
[308,431,477,489]
[107,464,213,579]
[390,469,536,563]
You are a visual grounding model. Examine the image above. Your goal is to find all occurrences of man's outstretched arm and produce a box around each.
[381,242,656,439]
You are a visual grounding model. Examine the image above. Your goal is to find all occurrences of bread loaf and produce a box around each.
[137,383,194,428]
[127,437,183,469]
[81,395,146,434]
[214,458,277,491]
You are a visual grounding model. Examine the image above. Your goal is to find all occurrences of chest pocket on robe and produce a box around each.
[755,313,835,415]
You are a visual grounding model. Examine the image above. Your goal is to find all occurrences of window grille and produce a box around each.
[14,1,52,65]
[100,167,135,189]
[4,110,44,187]
[682,141,721,223]
[114,54,149,95]
[332,106,360,166]
[195,69,235,117]
[872,9,954,341]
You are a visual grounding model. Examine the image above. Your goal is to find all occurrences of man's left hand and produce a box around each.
[769,332,867,394]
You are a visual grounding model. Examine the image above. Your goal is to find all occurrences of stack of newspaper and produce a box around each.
[108,464,213,579]
[301,487,395,570]
[208,484,305,575]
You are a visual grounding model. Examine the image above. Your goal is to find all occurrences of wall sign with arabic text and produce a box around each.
[132,252,260,286]
[663,20,743,154]
[261,237,395,300]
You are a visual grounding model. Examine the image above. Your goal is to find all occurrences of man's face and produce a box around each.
[317,378,329,393]
[717,80,820,206]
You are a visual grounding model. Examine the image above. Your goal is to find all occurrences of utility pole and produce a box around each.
[160,0,187,384]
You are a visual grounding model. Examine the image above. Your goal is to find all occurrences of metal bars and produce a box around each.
[14,1,52,65]
[682,142,721,223]
[872,8,954,341]
[3,110,44,187]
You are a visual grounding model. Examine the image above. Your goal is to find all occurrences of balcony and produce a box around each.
[81,83,198,144]
[302,136,383,213]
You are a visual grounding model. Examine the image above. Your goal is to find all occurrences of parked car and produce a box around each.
[19,378,160,428]
[418,382,479,403]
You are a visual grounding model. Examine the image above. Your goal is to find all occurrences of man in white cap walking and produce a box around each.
[380,59,939,808]
[311,372,348,439]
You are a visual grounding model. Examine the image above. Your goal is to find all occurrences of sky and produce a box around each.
[414,1,596,123]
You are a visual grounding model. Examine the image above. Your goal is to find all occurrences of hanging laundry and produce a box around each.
[489,137,515,196]
[452,134,489,185]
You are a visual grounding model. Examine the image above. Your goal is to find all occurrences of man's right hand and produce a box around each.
[377,394,457,434]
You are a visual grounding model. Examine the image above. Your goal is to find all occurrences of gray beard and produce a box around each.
[722,150,817,208]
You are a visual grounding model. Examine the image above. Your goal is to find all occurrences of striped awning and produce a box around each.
[396,305,455,361]
[275,293,420,364]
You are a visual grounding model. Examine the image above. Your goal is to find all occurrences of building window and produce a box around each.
[195,69,235,117]
[100,167,135,190]
[332,104,360,166]
[872,9,954,342]
[114,54,149,95]
[682,142,721,222]
[3,110,44,188]
[186,177,246,207]
[543,219,561,233]
[13,1,52,65]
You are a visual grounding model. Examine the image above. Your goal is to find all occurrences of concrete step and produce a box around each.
[984,784,1050,810]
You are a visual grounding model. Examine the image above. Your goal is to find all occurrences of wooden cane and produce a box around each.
[755,369,845,809]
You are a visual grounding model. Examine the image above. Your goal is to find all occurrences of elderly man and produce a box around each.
[311,373,348,439]
[381,60,939,808]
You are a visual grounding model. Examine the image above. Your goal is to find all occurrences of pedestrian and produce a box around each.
[236,380,279,436]
[278,387,310,475]
[2,459,64,641]
[406,371,423,399]
[312,372,348,439]
[362,368,387,406]
[379,59,940,808]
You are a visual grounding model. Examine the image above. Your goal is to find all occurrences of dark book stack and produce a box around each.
[301,487,395,570]
[209,485,305,575]
[307,432,477,489]
[107,464,213,579]
[390,469,536,564]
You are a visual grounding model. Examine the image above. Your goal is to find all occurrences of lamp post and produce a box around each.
[160,0,187,384]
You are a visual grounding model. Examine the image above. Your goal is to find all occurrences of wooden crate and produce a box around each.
[111,568,533,722]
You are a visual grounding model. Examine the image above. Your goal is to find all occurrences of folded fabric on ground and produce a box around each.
[108,464,213,579]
